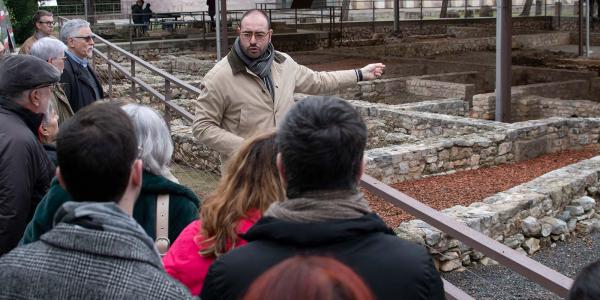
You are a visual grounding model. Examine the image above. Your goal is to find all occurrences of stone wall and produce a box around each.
[296,17,553,40]
[396,157,600,272]
[471,80,594,120]
[405,78,475,102]
[514,96,600,121]
[395,99,468,116]
[357,99,600,184]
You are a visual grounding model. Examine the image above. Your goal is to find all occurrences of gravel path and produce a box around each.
[442,233,600,299]
[365,148,600,227]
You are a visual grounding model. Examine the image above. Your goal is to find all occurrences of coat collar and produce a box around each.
[241,213,394,247]
[0,96,44,137]
[227,48,286,75]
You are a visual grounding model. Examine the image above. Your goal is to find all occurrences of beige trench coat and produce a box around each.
[192,50,358,160]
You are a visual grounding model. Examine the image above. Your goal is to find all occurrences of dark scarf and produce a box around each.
[0,96,44,137]
[233,37,275,100]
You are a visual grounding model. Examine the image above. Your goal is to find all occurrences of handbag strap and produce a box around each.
[155,194,170,256]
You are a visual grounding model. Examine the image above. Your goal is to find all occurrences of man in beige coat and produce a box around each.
[193,9,385,161]
[19,10,55,55]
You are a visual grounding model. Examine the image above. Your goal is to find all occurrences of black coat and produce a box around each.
[201,213,445,300]
[0,99,53,256]
[60,54,104,113]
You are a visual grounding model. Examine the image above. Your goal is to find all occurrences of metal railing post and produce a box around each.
[372,1,376,33]
[164,78,172,132]
[295,8,298,30]
[130,59,136,98]
[321,8,324,31]
[202,11,207,50]
[107,47,113,99]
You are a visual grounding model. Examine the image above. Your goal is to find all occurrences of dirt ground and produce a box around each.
[365,148,600,228]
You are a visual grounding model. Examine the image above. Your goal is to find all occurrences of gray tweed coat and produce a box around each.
[0,207,195,300]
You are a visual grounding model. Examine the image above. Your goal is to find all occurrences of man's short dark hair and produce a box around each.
[277,96,367,198]
[57,102,138,202]
[33,10,53,24]
[569,260,600,300]
[239,9,270,29]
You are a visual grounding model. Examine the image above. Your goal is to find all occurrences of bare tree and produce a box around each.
[440,0,449,17]
[520,0,533,15]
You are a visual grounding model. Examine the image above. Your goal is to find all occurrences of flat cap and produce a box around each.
[0,54,61,95]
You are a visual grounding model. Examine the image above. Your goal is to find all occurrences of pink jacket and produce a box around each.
[162,210,261,296]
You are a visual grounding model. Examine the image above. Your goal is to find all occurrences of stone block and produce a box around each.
[541,217,569,235]
[571,196,596,211]
[514,137,548,161]
[522,237,541,255]
[504,233,525,249]
[440,258,463,272]
[521,216,542,237]
[565,205,585,216]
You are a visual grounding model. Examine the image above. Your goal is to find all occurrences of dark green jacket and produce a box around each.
[21,171,201,245]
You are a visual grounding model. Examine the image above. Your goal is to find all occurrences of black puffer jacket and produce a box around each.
[201,213,445,300]
[0,98,53,256]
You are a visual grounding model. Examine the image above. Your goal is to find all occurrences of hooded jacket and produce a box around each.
[200,213,445,300]
[0,202,194,299]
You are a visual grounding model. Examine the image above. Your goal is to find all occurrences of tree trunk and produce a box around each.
[341,0,351,21]
[520,0,533,16]
[440,0,449,17]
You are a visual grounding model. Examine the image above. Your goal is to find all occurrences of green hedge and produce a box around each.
[5,0,38,44]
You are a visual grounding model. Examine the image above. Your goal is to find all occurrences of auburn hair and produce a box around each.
[198,131,284,257]
[243,256,376,300]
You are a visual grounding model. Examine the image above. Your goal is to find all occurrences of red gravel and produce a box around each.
[365,148,600,228]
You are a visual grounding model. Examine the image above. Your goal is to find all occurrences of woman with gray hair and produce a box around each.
[21,104,201,256]
[30,37,74,125]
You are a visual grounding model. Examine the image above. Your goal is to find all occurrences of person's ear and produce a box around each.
[56,167,67,190]
[131,159,143,187]
[357,157,366,184]
[276,153,286,183]
[29,89,41,107]
[40,124,50,137]
[268,29,273,42]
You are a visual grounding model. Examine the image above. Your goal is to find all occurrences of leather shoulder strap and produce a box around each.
[155,194,170,256]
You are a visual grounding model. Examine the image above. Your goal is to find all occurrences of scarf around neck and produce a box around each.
[265,190,372,223]
[233,37,275,100]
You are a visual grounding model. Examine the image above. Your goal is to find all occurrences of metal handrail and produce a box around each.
[58,12,572,299]
[360,174,573,298]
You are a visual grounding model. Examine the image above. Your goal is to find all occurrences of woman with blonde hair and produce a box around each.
[163,131,285,296]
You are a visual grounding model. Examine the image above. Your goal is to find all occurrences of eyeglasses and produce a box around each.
[240,31,269,41]
[50,56,67,63]
[35,82,60,90]
[38,21,56,26]
[72,35,94,42]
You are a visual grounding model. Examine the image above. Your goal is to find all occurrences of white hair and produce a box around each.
[42,99,56,125]
[30,37,67,61]
[59,19,90,43]
[121,104,174,177]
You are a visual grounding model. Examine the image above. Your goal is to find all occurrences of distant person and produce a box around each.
[38,99,59,168]
[243,256,375,300]
[207,0,216,28]
[19,10,55,54]
[0,103,194,299]
[21,104,200,254]
[163,131,285,296]
[569,260,600,300]
[131,0,152,34]
[193,9,385,163]
[0,55,59,255]
[200,96,444,300]
[59,19,104,112]
[30,37,75,125]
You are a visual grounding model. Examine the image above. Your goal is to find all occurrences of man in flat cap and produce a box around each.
[0,54,61,256]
